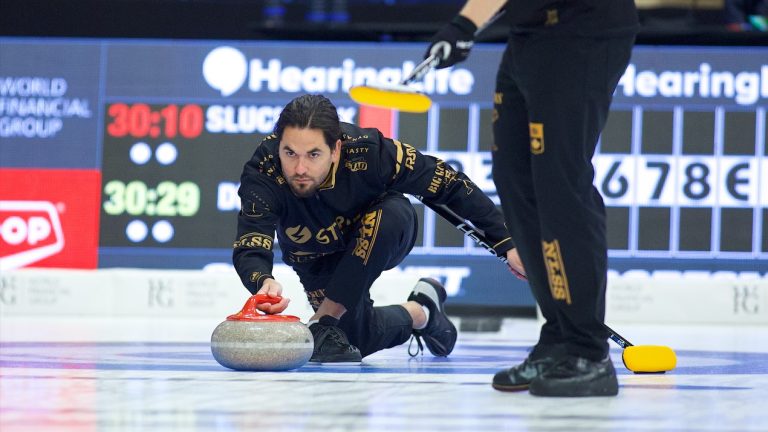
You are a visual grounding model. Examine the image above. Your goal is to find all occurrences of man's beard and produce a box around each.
[289,177,317,198]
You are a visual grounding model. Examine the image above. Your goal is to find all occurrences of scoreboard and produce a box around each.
[597,110,766,259]
[1,38,766,308]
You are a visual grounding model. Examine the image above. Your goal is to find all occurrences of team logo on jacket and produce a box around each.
[392,140,417,177]
[428,161,446,193]
[542,239,571,304]
[285,225,312,244]
[529,122,544,155]
[344,159,368,172]
[352,209,381,265]
[233,232,273,250]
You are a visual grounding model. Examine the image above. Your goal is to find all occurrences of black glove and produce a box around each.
[425,15,478,69]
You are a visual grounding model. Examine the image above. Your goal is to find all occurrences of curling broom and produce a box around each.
[420,197,677,374]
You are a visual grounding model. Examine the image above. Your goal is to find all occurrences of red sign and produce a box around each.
[358,105,395,138]
[0,169,101,270]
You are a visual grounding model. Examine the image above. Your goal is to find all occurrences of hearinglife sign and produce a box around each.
[614,47,768,107]
[99,42,768,107]
[201,46,477,98]
[101,41,500,103]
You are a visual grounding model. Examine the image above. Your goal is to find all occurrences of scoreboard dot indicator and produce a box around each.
[129,142,152,165]
[152,220,175,243]
[150,126,161,138]
[126,220,149,242]
[155,142,178,165]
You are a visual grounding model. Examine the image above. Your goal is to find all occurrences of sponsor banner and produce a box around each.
[100,249,535,306]
[607,270,768,324]
[3,267,763,325]
[0,169,101,269]
[0,266,403,321]
[100,42,768,107]
[0,268,247,318]
[0,41,101,168]
[0,269,113,315]
[616,47,768,107]
[104,41,500,104]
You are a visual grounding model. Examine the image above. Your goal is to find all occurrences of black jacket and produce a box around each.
[233,122,513,293]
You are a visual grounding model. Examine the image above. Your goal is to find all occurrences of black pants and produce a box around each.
[295,192,418,357]
[492,33,635,361]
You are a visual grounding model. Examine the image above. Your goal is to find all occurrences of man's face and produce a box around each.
[278,127,340,198]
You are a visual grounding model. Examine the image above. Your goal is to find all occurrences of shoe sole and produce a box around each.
[308,354,363,363]
[491,383,530,392]
[529,377,619,397]
[308,360,362,365]
[529,387,619,397]
[423,316,456,357]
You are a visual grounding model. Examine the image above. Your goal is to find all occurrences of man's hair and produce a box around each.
[274,94,341,148]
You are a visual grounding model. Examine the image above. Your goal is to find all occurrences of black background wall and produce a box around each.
[2,0,767,45]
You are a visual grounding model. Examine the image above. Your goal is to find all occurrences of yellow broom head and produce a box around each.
[622,345,677,373]
[349,83,432,113]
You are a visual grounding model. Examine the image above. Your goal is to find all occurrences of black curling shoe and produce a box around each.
[492,357,556,391]
[529,356,619,397]
[308,315,362,363]
[408,278,457,357]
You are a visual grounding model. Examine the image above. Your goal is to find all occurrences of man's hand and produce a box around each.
[425,15,478,69]
[256,278,290,314]
[506,248,527,281]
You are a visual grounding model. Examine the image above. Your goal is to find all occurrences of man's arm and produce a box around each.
[233,180,290,314]
[232,167,281,295]
[426,0,507,68]
[377,135,514,256]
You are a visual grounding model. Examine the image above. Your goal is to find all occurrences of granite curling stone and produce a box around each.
[211,294,314,371]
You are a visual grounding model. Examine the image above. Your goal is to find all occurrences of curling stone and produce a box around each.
[211,294,314,371]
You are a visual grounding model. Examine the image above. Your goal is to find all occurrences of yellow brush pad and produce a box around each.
[349,85,432,113]
[623,345,677,373]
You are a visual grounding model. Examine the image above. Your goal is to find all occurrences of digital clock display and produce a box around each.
[106,103,204,139]
[99,102,262,248]
[102,180,201,217]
